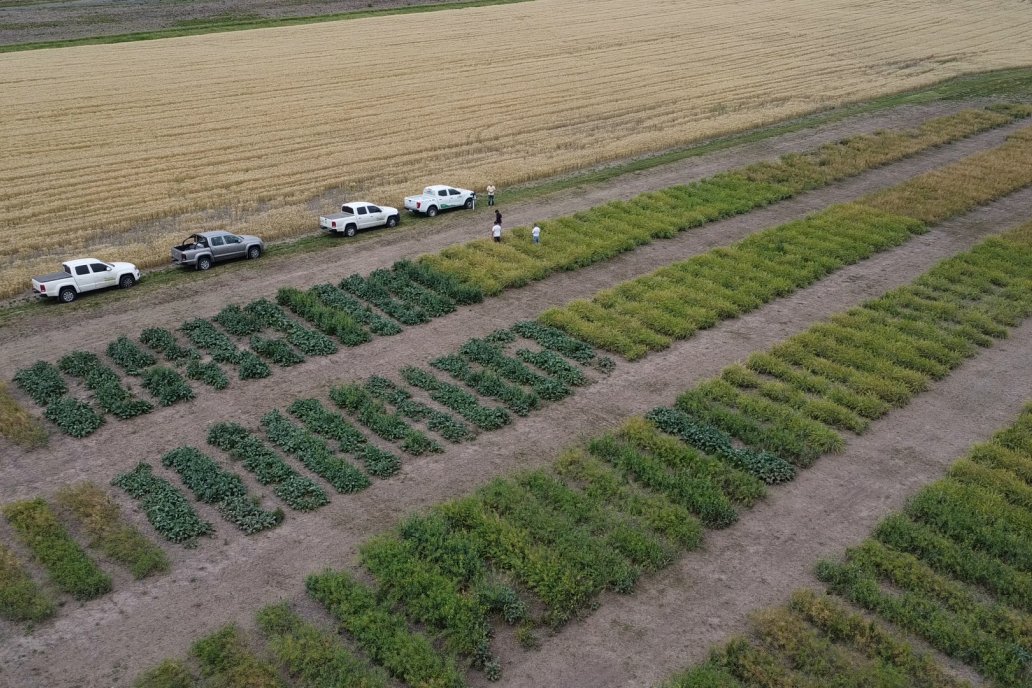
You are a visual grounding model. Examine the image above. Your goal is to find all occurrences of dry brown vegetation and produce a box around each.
[1,0,1031,297]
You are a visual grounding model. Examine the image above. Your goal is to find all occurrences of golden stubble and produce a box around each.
[2,0,1031,297]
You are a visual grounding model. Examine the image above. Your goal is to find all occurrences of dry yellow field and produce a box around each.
[1,0,1031,297]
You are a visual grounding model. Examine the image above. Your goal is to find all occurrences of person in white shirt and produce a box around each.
[486,184,496,206]
[492,222,502,242]
[532,224,541,244]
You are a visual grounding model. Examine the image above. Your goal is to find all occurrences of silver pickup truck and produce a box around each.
[171,231,264,271]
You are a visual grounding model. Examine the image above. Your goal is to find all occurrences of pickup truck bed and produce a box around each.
[34,272,69,283]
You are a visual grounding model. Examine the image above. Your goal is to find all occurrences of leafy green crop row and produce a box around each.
[112,463,213,544]
[330,383,442,456]
[141,366,195,406]
[161,447,283,534]
[59,350,154,419]
[180,319,270,380]
[363,376,475,443]
[401,367,511,431]
[288,398,401,478]
[207,422,329,511]
[261,410,371,493]
[277,287,371,347]
[310,283,402,336]
[106,336,157,376]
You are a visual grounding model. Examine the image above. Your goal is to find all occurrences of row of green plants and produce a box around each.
[112,463,214,545]
[206,422,330,511]
[0,484,162,624]
[329,383,443,456]
[160,447,284,535]
[59,350,154,418]
[654,228,1032,474]
[261,409,372,493]
[540,122,1032,360]
[421,107,1026,295]
[363,375,476,442]
[180,318,271,380]
[663,402,1032,688]
[286,398,402,478]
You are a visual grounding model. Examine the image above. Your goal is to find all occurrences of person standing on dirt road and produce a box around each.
[494,209,502,227]
[492,222,502,243]
[532,224,541,244]
[486,184,496,206]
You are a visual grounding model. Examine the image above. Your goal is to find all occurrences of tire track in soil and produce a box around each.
[2,187,1030,686]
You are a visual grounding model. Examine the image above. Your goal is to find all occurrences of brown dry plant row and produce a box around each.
[1,0,1031,297]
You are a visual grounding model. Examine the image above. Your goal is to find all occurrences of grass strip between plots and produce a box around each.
[0,543,55,623]
[665,402,1032,688]
[540,121,1032,359]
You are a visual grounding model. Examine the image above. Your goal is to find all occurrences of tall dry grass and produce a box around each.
[1,0,1031,297]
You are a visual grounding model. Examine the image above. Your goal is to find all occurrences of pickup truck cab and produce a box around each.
[171,231,264,271]
[320,202,400,236]
[32,259,141,303]
[404,185,476,217]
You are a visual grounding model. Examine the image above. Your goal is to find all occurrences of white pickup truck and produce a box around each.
[404,185,476,217]
[32,259,141,303]
[320,201,400,236]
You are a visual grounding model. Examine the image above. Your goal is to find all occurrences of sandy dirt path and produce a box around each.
[2,175,1029,686]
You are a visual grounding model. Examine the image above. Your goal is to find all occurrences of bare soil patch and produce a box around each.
[1,102,1030,687]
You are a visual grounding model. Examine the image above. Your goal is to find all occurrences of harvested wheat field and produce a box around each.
[2,0,1032,296]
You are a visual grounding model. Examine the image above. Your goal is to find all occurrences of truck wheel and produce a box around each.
[386,215,398,228]
[426,206,439,217]
[247,246,262,260]
[119,275,136,289]
[197,256,212,271]
[345,225,357,237]
[59,287,76,303]
[464,198,474,209]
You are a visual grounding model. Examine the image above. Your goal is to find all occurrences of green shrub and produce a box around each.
[140,328,194,363]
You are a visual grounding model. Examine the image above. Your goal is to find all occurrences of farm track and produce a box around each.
[2,176,1032,686]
